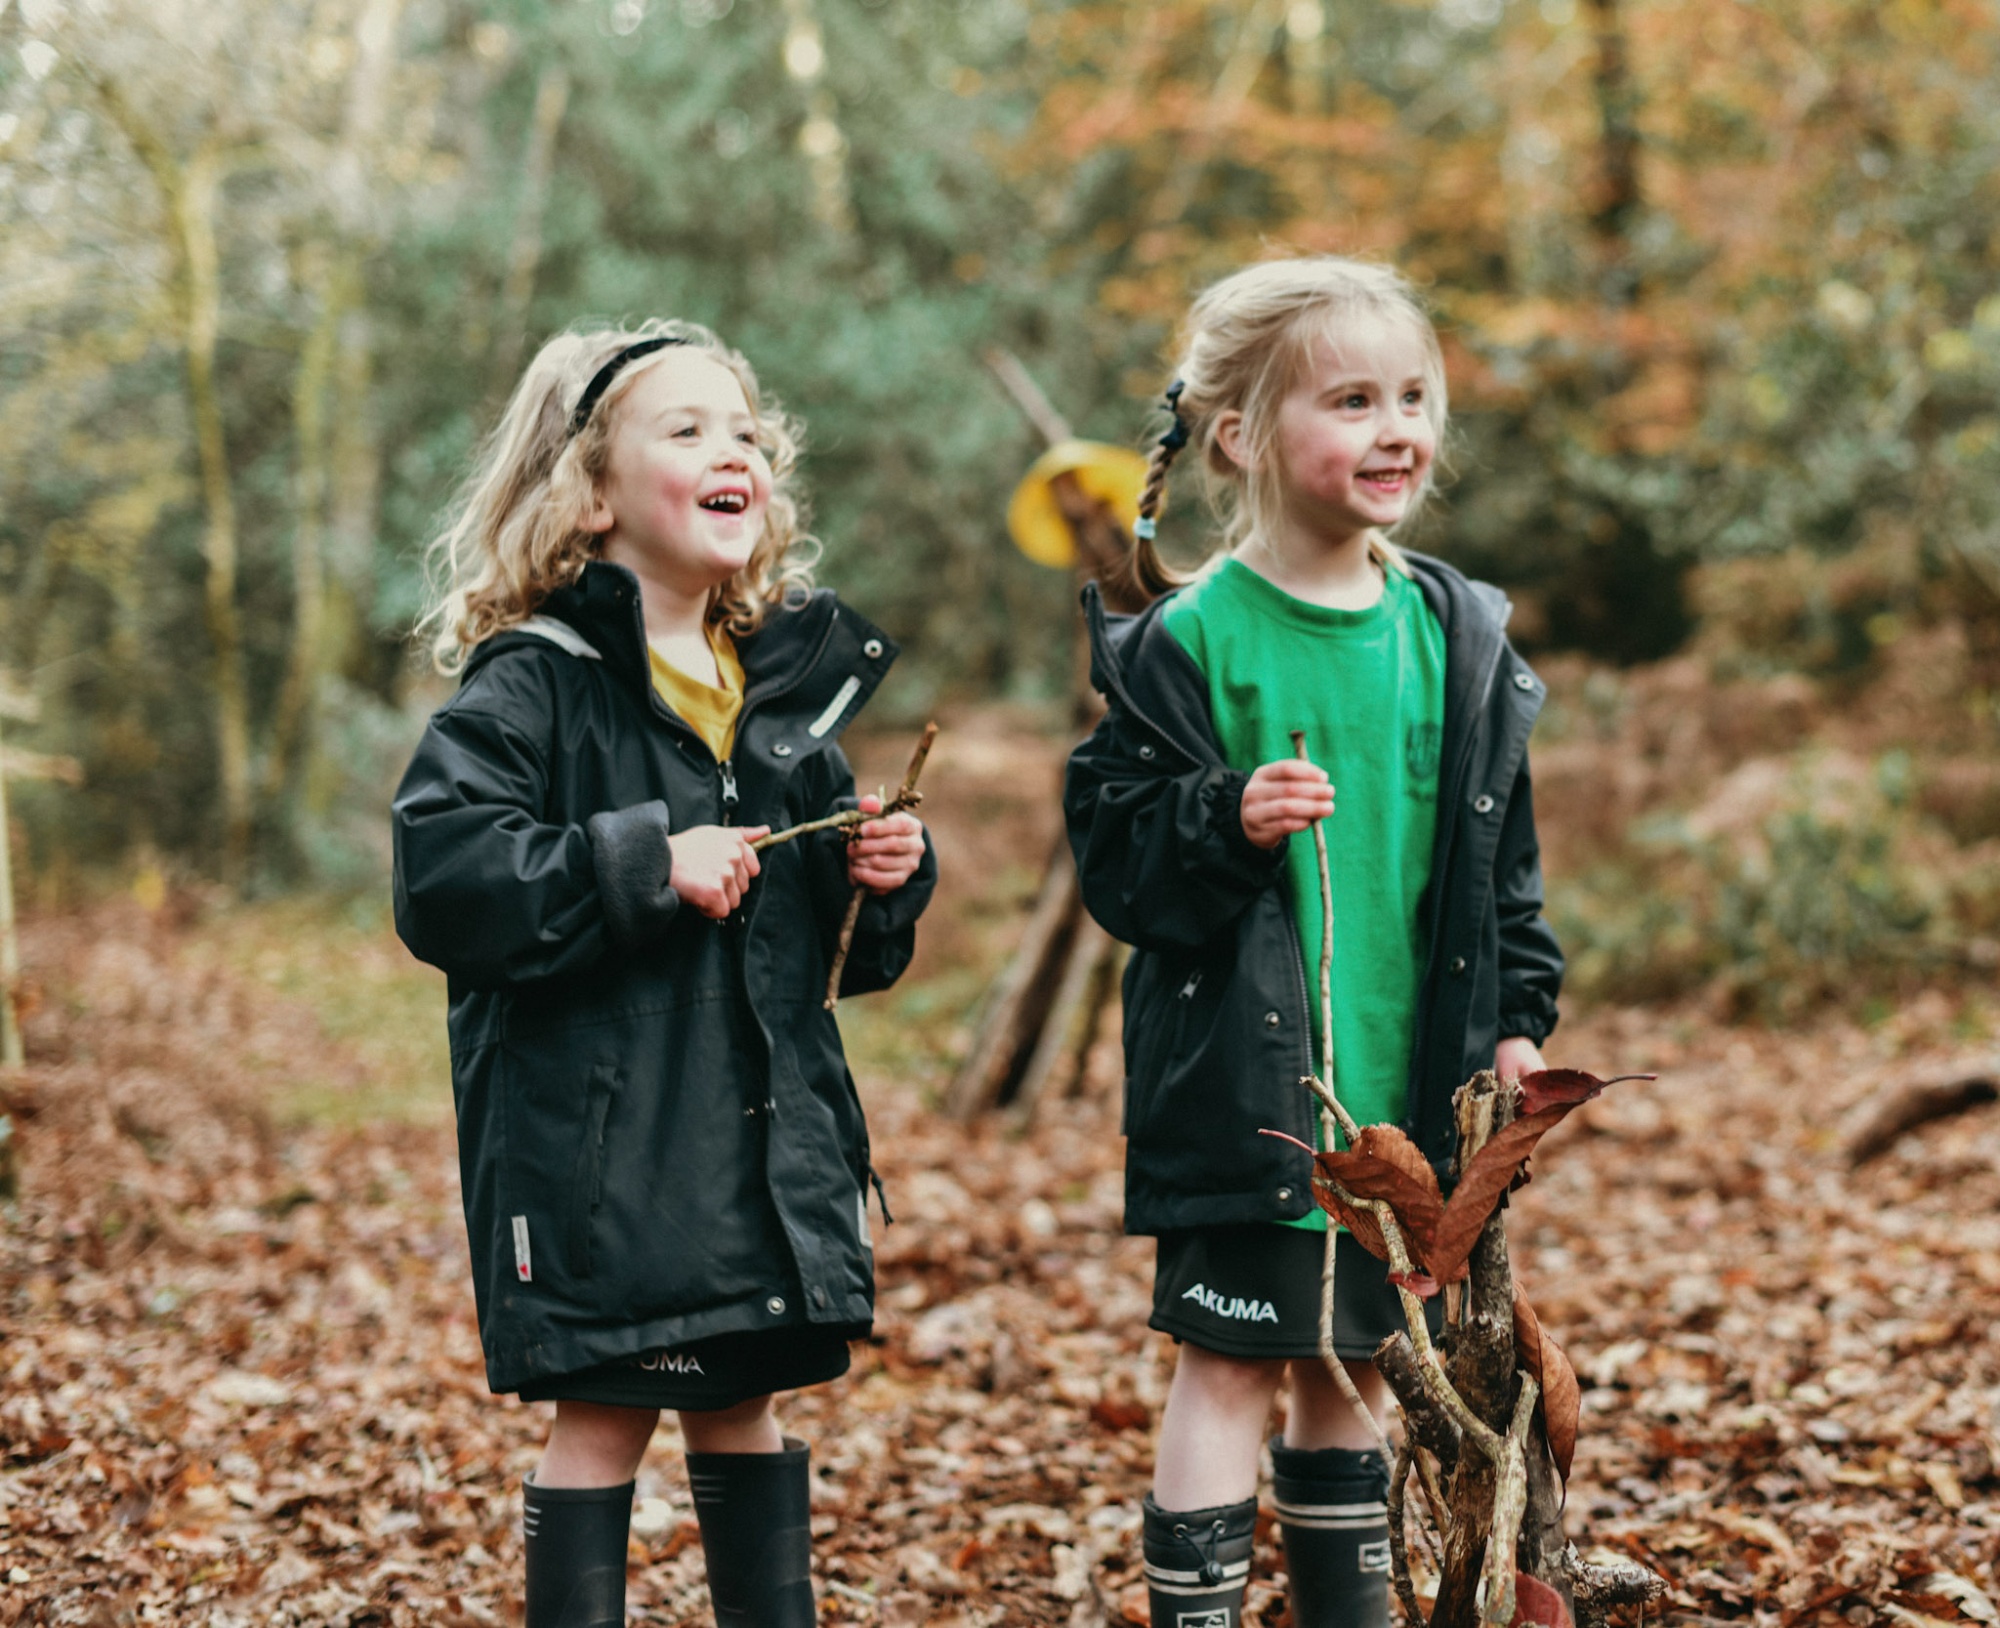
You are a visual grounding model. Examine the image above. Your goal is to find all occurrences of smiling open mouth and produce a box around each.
[699,492,749,514]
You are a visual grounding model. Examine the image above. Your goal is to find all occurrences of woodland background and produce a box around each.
[6,1,2000,1625]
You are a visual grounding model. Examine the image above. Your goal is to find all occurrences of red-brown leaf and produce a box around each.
[1429,1105,1572,1284]
[1388,1268,1442,1299]
[1313,1178,1393,1262]
[1516,1069,1655,1115]
[1313,1123,1445,1261]
[1510,1570,1574,1628]
[1513,1284,1581,1482]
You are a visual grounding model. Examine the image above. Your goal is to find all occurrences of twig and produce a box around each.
[753,801,921,852]
[822,722,938,1010]
[1289,731,1337,1110]
[1288,736,1384,1464]
[1481,1376,1540,1628]
[1387,1441,1427,1627]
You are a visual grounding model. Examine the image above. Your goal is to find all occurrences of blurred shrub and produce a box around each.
[1551,751,1998,1019]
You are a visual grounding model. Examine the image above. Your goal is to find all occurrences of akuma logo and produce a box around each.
[633,1350,705,1375]
[1181,1282,1280,1323]
[1177,1613,1231,1628]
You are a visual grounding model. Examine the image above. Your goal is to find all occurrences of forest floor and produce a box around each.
[6,711,2000,1627]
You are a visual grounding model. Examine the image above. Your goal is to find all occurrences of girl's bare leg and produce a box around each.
[678,1392,784,1455]
[535,1400,660,1488]
[1284,1355,1391,1450]
[1152,1343,1288,1508]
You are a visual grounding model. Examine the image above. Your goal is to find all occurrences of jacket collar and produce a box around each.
[466,562,899,741]
[1081,549,1513,763]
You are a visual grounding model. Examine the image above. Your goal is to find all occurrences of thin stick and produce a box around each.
[753,799,923,852]
[823,723,938,1010]
[1289,730,1337,1106]
[1286,730,1392,1465]
[1482,1375,1540,1628]
[1387,1441,1426,1627]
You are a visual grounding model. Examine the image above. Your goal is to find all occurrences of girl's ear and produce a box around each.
[1213,408,1250,471]
[583,489,614,535]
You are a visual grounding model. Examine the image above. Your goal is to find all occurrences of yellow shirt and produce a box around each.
[648,626,746,763]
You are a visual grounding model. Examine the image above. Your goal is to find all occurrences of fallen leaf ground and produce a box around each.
[5,715,2000,1627]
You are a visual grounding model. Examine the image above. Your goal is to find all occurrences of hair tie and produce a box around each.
[1158,379,1190,454]
[567,335,688,438]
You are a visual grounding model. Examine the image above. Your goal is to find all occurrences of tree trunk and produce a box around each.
[173,147,255,887]
[264,251,351,814]
[484,65,571,408]
[1584,0,1641,305]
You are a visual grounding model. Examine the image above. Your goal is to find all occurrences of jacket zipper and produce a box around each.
[1179,970,1203,1000]
[1407,636,1511,1135]
[718,759,738,824]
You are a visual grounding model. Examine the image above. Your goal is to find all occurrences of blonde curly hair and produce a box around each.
[418,318,818,672]
[1125,256,1448,600]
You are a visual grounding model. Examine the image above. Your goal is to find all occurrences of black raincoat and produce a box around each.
[392,562,935,1393]
[1063,552,1563,1235]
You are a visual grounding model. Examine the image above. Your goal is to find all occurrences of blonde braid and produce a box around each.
[1123,381,1193,602]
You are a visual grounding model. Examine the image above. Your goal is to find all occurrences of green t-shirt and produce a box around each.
[1163,556,1445,1229]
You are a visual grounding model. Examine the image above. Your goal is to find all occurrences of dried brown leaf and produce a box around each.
[1514,1283,1581,1482]
[1313,1123,1444,1260]
[1515,1069,1655,1116]
[1429,1104,1571,1283]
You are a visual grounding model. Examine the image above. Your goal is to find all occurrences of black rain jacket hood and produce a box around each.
[392,561,935,1393]
[1064,551,1563,1234]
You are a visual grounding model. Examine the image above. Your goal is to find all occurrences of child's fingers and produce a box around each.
[1255,759,1332,786]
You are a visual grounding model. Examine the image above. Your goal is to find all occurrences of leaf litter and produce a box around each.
[7,758,2000,1625]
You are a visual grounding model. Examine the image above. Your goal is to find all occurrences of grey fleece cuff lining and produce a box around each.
[585,800,681,950]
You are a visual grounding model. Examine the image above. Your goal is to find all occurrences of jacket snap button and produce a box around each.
[766,1296,786,1315]
[1264,1011,1281,1027]
[1138,744,1156,760]
[1449,956,1467,975]
[1473,794,1495,814]
[1276,1187,1293,1203]
[863,638,884,658]
[1513,672,1535,691]
[772,742,793,757]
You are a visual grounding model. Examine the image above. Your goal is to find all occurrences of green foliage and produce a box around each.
[4,0,1999,914]
[1551,751,1992,1019]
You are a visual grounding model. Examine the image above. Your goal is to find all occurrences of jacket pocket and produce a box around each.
[1121,951,1216,1138]
[565,1061,623,1279]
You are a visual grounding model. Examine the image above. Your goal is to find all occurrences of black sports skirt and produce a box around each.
[1150,1224,1443,1361]
[516,1324,866,1412]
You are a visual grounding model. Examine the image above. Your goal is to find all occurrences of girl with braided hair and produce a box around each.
[1064,257,1564,1628]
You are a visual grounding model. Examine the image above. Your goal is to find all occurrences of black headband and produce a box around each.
[567,336,688,438]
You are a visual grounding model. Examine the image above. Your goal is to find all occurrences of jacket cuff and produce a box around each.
[1498,993,1560,1047]
[856,832,939,936]
[1207,768,1290,875]
[586,801,680,951]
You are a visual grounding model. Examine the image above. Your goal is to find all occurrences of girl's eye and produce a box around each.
[1341,393,1370,410]
[1403,389,1425,407]
[672,425,700,439]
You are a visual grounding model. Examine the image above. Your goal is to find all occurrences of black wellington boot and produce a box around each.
[1142,1493,1257,1628]
[522,1477,633,1628]
[1270,1441,1392,1628]
[685,1436,816,1628]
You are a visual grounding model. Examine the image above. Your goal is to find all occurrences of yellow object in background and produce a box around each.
[1004,440,1149,569]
